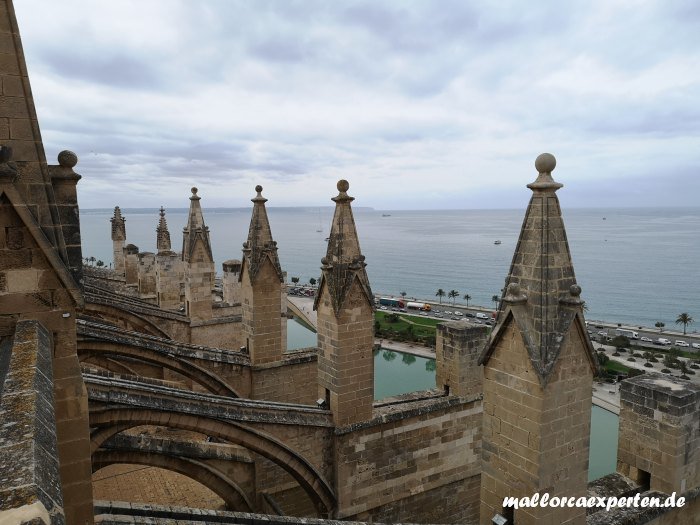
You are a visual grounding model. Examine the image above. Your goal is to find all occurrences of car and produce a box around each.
[454,311,463,316]
[443,311,452,315]
[484,321,493,326]
[465,312,475,317]
[640,337,653,343]
[452,316,461,320]
[597,331,607,337]
[587,329,593,334]
[380,306,387,310]
[676,341,689,347]
[595,324,604,329]
[692,343,700,349]
[476,312,489,320]
[434,313,442,318]
[657,338,672,345]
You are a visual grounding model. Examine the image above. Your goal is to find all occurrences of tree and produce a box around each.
[611,335,630,354]
[309,277,317,286]
[291,276,300,285]
[491,295,500,308]
[678,360,690,379]
[643,351,654,367]
[596,351,609,366]
[400,291,407,298]
[435,289,445,304]
[89,256,96,266]
[463,293,471,307]
[675,313,694,335]
[655,321,665,331]
[448,289,459,305]
[96,260,104,268]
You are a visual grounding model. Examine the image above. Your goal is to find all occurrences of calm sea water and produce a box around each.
[80,206,700,329]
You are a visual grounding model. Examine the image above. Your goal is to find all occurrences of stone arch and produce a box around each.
[92,450,253,511]
[89,409,335,516]
[82,355,140,376]
[82,302,171,338]
[77,340,240,397]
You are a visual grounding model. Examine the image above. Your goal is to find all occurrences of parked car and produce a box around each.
[476,313,489,320]
[597,331,607,337]
[656,338,672,346]
[675,340,689,347]
[454,311,463,316]
[692,343,700,349]
[465,312,475,317]
[640,336,653,342]
[380,306,387,310]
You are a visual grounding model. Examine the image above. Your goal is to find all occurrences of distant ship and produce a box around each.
[382,214,391,217]
[494,240,502,245]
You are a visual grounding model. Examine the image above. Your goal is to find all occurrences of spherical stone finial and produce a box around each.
[321,257,328,265]
[58,150,78,168]
[337,179,349,192]
[191,187,198,195]
[255,185,263,193]
[569,284,582,297]
[507,283,520,296]
[535,153,556,174]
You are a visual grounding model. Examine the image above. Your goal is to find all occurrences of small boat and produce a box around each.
[494,240,502,245]
[382,214,391,217]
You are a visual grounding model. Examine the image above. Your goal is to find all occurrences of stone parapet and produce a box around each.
[0,320,65,525]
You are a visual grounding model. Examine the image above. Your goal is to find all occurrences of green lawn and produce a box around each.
[375,311,438,339]
[604,360,631,374]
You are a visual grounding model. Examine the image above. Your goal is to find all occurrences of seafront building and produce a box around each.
[1,1,699,524]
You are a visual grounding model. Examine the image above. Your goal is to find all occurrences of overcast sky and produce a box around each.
[14,0,700,209]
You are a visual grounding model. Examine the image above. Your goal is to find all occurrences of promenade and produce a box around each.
[287,294,700,414]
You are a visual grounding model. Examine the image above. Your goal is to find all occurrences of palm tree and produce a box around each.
[89,256,96,266]
[491,295,500,308]
[448,290,459,305]
[400,291,407,299]
[435,289,445,304]
[309,277,317,286]
[675,313,694,335]
[655,321,665,332]
[291,276,300,285]
[463,293,471,307]
[96,260,104,268]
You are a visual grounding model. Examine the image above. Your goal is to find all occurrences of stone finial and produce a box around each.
[240,185,283,282]
[527,152,563,192]
[480,153,596,385]
[314,179,373,315]
[182,187,212,263]
[111,205,126,241]
[156,206,171,253]
[252,184,268,203]
[58,150,78,169]
[332,179,354,203]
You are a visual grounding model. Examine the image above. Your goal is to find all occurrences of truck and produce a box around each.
[655,338,672,346]
[379,297,405,308]
[406,302,432,312]
[614,328,639,339]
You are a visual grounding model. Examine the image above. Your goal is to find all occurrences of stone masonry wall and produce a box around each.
[436,320,487,397]
[184,240,215,321]
[240,257,283,365]
[0,320,65,525]
[335,396,482,523]
[316,282,374,427]
[0,196,94,523]
[250,354,318,404]
[617,374,700,495]
[155,252,183,311]
[480,320,592,525]
[137,252,156,301]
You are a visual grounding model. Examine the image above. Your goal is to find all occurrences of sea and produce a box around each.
[79,206,700,331]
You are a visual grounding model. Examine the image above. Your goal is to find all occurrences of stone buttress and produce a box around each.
[478,154,597,525]
[182,187,215,321]
[239,185,285,365]
[110,206,126,275]
[0,1,95,521]
[313,180,374,427]
[154,207,182,310]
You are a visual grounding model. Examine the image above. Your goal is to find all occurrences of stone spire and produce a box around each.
[239,185,285,366]
[241,185,283,283]
[156,206,171,253]
[313,179,373,314]
[182,187,213,263]
[111,206,126,241]
[479,153,596,385]
[314,180,375,427]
